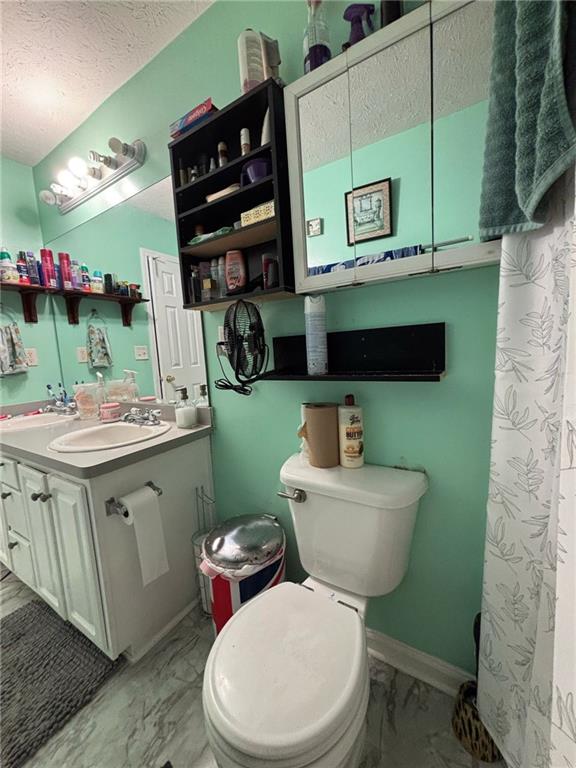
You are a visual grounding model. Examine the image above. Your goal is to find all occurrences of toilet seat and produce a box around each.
[203,582,367,765]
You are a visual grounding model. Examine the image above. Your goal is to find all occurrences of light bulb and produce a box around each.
[39,189,57,206]
[56,169,77,189]
[50,182,68,195]
[68,156,88,178]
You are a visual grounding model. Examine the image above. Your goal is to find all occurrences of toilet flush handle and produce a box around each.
[277,488,307,503]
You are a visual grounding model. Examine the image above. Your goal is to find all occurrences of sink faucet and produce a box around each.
[45,401,78,416]
[121,407,162,426]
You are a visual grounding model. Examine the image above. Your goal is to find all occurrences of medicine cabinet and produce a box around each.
[284,0,500,294]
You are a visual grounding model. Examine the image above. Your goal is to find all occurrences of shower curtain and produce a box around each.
[478,170,576,768]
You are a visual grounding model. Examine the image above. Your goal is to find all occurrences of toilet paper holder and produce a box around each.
[106,481,163,518]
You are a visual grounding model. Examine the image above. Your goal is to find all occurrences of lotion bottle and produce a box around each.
[175,386,197,428]
[338,394,364,468]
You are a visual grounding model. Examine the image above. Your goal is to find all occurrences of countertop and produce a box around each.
[0,416,212,479]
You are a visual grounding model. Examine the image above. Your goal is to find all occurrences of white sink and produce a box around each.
[48,421,171,453]
[0,413,78,432]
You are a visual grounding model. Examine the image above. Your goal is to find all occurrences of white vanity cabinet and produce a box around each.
[0,431,213,661]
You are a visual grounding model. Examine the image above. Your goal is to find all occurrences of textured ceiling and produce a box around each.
[300,1,494,172]
[128,176,174,221]
[1,0,212,166]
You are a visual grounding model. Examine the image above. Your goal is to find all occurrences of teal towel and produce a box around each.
[479,0,576,240]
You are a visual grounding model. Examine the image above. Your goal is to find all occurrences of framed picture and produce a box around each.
[306,217,324,237]
[345,178,392,246]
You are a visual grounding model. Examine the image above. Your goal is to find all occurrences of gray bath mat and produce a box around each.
[0,600,123,768]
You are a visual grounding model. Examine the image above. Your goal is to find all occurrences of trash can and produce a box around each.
[200,514,285,634]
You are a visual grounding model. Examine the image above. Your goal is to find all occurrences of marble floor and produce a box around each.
[0,570,502,768]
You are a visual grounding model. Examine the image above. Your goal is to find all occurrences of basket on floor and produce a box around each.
[452,680,502,763]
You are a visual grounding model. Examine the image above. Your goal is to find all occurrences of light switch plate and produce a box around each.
[25,348,38,366]
[134,345,149,360]
[76,346,88,363]
[218,326,225,343]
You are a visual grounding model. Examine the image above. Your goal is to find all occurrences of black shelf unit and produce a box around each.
[169,80,294,312]
[262,323,446,382]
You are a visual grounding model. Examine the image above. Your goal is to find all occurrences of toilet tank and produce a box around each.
[280,454,428,597]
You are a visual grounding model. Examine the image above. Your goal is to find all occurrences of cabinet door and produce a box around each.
[7,531,35,588]
[48,475,106,649]
[431,0,499,269]
[19,466,67,618]
[348,17,434,282]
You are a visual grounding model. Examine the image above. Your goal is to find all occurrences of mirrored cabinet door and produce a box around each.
[291,67,355,291]
[431,1,499,268]
[347,20,433,282]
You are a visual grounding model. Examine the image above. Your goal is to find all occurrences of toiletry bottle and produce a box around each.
[178,159,187,186]
[0,247,18,283]
[225,250,246,292]
[80,263,91,292]
[40,248,57,288]
[58,252,73,290]
[240,128,251,155]
[175,386,197,428]
[92,270,104,293]
[343,3,375,48]
[304,0,331,73]
[71,260,81,289]
[123,369,140,400]
[25,251,40,285]
[305,295,328,375]
[218,256,226,297]
[194,383,209,407]
[210,258,219,296]
[218,141,229,167]
[16,251,30,284]
[338,394,364,468]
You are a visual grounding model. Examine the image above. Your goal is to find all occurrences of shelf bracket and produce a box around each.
[64,294,83,325]
[19,290,40,323]
[120,302,135,327]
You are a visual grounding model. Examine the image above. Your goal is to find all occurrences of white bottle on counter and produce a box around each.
[338,394,364,468]
[175,386,197,428]
[304,295,328,375]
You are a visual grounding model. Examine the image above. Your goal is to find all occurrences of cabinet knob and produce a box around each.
[40,493,52,503]
[8,541,18,550]
[30,492,42,501]
[1,491,11,500]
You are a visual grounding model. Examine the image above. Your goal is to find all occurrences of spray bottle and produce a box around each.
[304,0,331,73]
[343,3,375,48]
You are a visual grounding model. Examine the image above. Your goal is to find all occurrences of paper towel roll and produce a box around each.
[118,486,169,586]
[301,403,339,468]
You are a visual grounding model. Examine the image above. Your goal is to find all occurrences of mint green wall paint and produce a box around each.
[27,0,495,672]
[0,155,63,405]
[203,266,499,673]
[46,202,178,395]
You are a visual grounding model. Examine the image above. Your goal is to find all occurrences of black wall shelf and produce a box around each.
[169,79,294,312]
[263,323,446,382]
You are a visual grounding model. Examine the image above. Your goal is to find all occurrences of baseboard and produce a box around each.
[366,628,471,697]
[124,598,199,664]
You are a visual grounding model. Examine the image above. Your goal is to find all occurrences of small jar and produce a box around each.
[100,402,121,422]
[92,270,104,294]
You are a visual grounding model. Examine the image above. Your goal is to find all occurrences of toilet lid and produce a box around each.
[203,582,366,762]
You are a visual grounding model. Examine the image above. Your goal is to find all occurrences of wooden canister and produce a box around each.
[299,403,339,468]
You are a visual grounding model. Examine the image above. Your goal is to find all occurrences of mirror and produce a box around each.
[45,177,206,403]
[348,23,432,271]
[298,71,354,277]
[432,0,494,256]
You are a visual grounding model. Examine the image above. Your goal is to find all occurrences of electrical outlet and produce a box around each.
[76,347,88,363]
[218,326,225,343]
[25,348,38,366]
[134,345,149,360]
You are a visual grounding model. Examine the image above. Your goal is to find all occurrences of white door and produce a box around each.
[141,248,207,401]
[48,475,107,650]
[20,465,67,617]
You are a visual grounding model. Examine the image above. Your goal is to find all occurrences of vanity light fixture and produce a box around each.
[39,137,146,215]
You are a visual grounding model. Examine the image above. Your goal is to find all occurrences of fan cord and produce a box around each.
[214,341,269,396]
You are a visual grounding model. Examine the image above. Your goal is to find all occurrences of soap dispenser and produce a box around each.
[175,386,198,429]
[123,369,140,400]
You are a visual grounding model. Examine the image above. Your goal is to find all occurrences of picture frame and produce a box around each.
[345,178,392,246]
[306,217,324,237]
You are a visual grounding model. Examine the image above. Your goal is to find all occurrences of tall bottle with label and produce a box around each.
[338,394,364,468]
[304,0,331,73]
[305,295,328,375]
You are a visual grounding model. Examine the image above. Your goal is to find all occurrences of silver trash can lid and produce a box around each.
[203,514,284,570]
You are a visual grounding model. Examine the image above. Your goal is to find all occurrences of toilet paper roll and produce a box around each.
[118,486,169,586]
[300,403,339,468]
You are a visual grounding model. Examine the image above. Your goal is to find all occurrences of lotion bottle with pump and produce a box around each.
[338,394,364,468]
[175,386,197,428]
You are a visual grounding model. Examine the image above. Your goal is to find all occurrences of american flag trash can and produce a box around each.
[200,514,286,635]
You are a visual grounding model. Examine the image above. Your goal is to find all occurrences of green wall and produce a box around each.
[0,155,63,405]
[46,202,178,395]
[24,0,496,672]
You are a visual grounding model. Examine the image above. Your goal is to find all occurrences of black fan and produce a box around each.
[215,300,269,395]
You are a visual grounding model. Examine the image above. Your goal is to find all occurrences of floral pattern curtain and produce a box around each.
[478,170,576,768]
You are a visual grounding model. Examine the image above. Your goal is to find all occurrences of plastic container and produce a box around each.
[201,514,286,634]
[0,248,19,283]
[16,252,30,284]
[40,249,57,288]
[80,263,91,292]
[305,295,328,375]
[92,271,104,293]
[175,386,197,428]
[225,250,246,292]
[100,402,121,422]
[58,252,73,290]
[73,382,104,420]
[70,260,82,290]
[304,0,331,73]
[338,394,364,468]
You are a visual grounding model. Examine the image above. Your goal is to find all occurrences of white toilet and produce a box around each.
[203,454,428,768]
